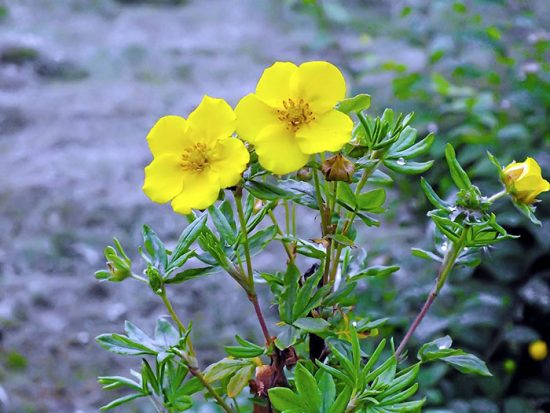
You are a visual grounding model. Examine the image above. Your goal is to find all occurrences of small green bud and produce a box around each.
[146,265,163,292]
[503,358,516,374]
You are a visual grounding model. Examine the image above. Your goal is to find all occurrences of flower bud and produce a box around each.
[503,158,550,204]
[320,154,355,183]
[528,339,548,361]
[296,167,312,181]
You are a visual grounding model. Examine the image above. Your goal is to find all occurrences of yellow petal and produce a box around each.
[291,61,346,113]
[523,157,542,179]
[146,116,189,157]
[256,62,298,108]
[142,154,184,203]
[255,124,309,175]
[170,170,221,214]
[187,95,236,142]
[211,138,250,187]
[295,109,353,154]
[235,94,279,144]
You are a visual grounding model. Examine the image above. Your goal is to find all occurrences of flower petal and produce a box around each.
[211,138,250,187]
[256,62,298,108]
[291,61,346,113]
[142,154,184,203]
[170,170,221,214]
[255,124,309,175]
[146,116,189,157]
[295,109,353,154]
[235,94,279,144]
[187,95,236,142]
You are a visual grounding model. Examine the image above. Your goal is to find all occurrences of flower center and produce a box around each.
[180,143,211,173]
[277,98,315,132]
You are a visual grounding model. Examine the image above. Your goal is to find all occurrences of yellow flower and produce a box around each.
[502,157,550,204]
[142,96,249,215]
[528,339,548,361]
[235,61,353,175]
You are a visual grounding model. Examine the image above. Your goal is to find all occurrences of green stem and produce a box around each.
[487,189,507,203]
[395,228,468,358]
[329,161,380,282]
[159,288,195,356]
[188,366,235,413]
[313,168,328,235]
[235,194,254,286]
[162,287,234,412]
[268,209,294,262]
[235,190,272,344]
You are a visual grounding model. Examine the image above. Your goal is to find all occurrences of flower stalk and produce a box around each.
[395,228,468,358]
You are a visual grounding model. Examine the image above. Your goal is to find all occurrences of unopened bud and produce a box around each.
[297,167,312,181]
[253,199,264,214]
[320,154,355,183]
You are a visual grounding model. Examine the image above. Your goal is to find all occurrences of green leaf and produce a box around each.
[336,94,371,114]
[268,387,306,412]
[96,333,157,356]
[209,205,237,245]
[357,188,386,212]
[442,354,492,377]
[391,126,417,152]
[337,183,356,208]
[98,376,142,392]
[420,178,451,211]
[100,393,144,411]
[330,233,355,247]
[203,358,250,382]
[165,266,218,284]
[293,265,324,319]
[142,225,167,270]
[225,335,265,358]
[227,364,255,398]
[384,159,434,175]
[280,264,301,324]
[154,318,179,347]
[245,180,295,200]
[411,248,442,263]
[329,386,352,413]
[294,317,331,333]
[389,133,434,159]
[318,372,336,413]
[171,214,208,263]
[245,225,278,257]
[295,363,322,412]
[351,265,399,280]
[445,143,472,190]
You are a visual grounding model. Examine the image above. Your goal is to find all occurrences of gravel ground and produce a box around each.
[0,1,341,411]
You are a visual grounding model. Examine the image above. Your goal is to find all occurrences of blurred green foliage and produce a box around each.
[288,0,550,411]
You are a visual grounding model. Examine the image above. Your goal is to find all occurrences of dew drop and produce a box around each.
[396,157,406,166]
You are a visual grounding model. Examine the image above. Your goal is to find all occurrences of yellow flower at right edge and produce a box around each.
[235,61,353,175]
[502,157,550,204]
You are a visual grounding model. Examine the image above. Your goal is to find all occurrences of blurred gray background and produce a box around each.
[0,0,331,411]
